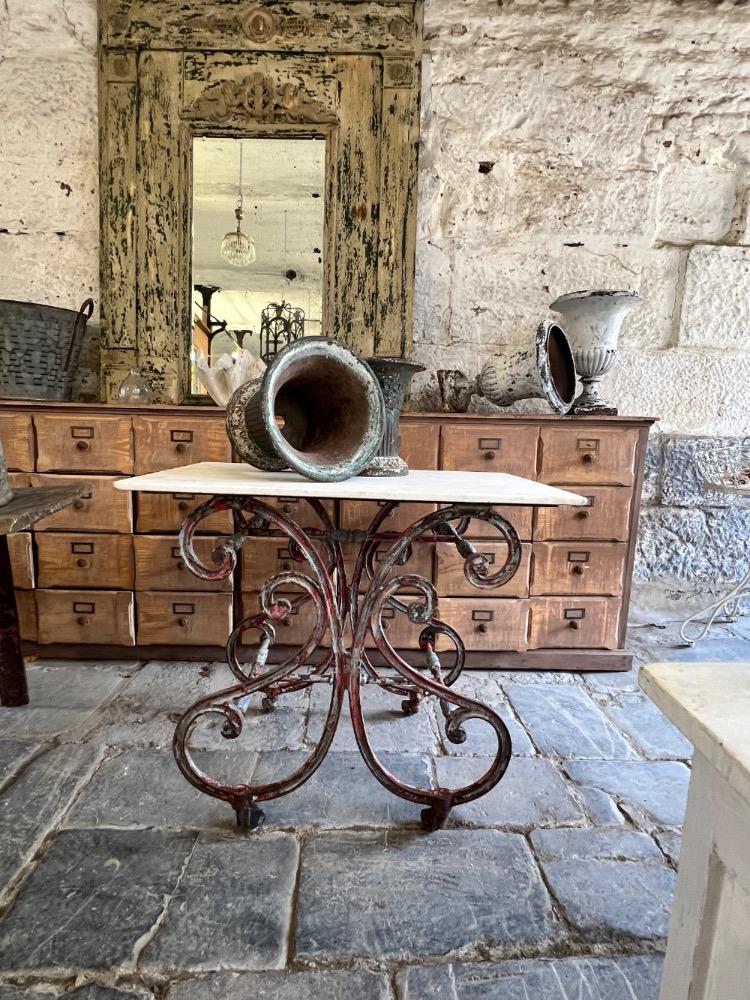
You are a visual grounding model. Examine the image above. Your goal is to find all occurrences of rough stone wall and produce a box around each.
[412,0,750,602]
[0,0,100,398]
[1,0,749,598]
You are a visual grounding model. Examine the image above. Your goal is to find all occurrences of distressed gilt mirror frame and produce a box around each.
[98,0,424,403]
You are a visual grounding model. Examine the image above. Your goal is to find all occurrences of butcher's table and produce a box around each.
[116,463,585,832]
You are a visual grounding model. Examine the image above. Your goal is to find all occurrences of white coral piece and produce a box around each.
[197,349,266,405]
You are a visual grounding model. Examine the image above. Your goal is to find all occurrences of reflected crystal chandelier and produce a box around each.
[220,142,256,267]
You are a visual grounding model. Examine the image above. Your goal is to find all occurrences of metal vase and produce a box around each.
[362,358,426,476]
[226,337,385,482]
[550,290,642,415]
[477,321,577,414]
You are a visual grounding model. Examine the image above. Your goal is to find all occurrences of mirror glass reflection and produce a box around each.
[190,136,326,395]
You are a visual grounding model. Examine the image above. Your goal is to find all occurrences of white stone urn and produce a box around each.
[549,290,642,415]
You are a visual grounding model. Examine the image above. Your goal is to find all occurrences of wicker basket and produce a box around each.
[0,298,94,401]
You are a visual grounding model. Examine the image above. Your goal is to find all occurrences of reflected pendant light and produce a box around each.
[220,142,256,267]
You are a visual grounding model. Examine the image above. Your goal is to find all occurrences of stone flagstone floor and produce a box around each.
[0,612,748,1000]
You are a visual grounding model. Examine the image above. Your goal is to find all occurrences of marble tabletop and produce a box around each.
[641,661,750,808]
[114,463,587,508]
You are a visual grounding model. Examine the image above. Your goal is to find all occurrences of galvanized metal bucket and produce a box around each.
[0,298,94,401]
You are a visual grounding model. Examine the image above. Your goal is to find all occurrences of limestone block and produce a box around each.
[661,436,750,508]
[0,158,98,236]
[445,242,680,352]
[0,54,97,163]
[413,239,453,347]
[609,350,750,436]
[2,0,97,56]
[655,164,737,244]
[0,232,98,310]
[678,246,750,349]
[635,506,750,584]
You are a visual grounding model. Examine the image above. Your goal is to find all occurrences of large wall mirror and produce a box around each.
[98,1,424,404]
[191,136,326,395]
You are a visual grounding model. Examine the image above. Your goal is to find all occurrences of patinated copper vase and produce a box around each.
[362,357,425,476]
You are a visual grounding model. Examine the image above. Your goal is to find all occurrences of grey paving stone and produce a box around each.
[252,750,432,828]
[577,785,624,826]
[307,682,438,753]
[0,828,196,972]
[448,671,506,702]
[583,668,642,695]
[646,635,750,663]
[656,830,682,865]
[66,748,258,831]
[0,706,99,741]
[196,702,307,753]
[0,988,151,1000]
[397,955,664,999]
[435,756,584,829]
[142,833,298,972]
[26,661,135,709]
[90,660,219,748]
[729,615,750,640]
[0,740,39,785]
[503,684,638,760]
[296,829,559,960]
[605,693,693,760]
[541,856,676,940]
[438,701,536,756]
[0,743,101,888]
[531,827,663,863]
[167,969,390,999]
[565,760,690,830]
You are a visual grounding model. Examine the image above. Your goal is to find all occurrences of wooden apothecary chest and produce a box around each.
[0,401,654,671]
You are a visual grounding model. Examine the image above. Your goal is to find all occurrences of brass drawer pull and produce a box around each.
[176,561,186,571]
[581,452,595,464]
[568,620,580,630]
[577,509,590,519]
[175,442,188,454]
[74,498,87,510]
[476,622,489,634]
[76,557,90,568]
[177,617,189,627]
[281,503,294,514]
[483,450,495,460]
[76,615,91,626]
[177,500,190,512]
[76,440,90,451]
[572,564,587,575]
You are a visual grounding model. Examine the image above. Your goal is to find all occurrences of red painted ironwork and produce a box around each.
[173,496,520,832]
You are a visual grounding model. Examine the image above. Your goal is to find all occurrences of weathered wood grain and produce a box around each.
[136,50,183,402]
[105,0,418,55]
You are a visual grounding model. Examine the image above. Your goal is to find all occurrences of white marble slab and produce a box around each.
[641,661,750,809]
[114,463,586,507]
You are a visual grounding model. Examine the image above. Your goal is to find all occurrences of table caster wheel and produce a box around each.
[420,801,451,832]
[401,695,420,715]
[261,696,276,713]
[236,803,265,832]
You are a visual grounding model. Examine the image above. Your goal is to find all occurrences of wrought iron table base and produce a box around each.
[175,496,520,832]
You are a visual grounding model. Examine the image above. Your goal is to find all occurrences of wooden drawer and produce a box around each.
[441,422,538,477]
[134,535,233,592]
[437,597,530,652]
[400,420,439,470]
[260,496,336,528]
[240,591,330,649]
[35,414,133,474]
[36,532,134,589]
[0,414,34,471]
[342,540,434,594]
[9,473,32,490]
[133,414,230,474]
[534,486,632,541]
[241,537,332,593]
[456,504,533,541]
[14,589,37,642]
[31,474,133,533]
[136,591,233,645]
[7,532,34,589]
[531,541,627,597]
[135,491,233,534]
[436,541,531,598]
[539,427,638,486]
[36,589,136,645]
[528,597,621,650]
[340,500,436,534]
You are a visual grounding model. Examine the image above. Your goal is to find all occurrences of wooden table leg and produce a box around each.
[0,535,29,707]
